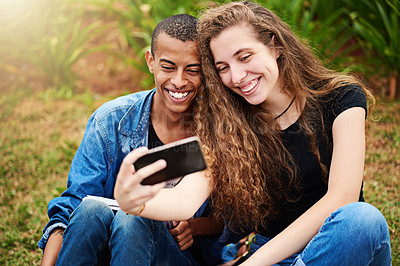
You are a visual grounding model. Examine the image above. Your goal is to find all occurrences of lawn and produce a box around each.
[0,87,399,264]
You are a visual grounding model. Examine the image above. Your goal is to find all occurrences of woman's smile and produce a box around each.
[239,77,260,95]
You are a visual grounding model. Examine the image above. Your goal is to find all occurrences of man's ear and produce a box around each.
[145,50,154,73]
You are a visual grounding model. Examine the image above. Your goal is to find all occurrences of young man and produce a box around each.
[39,14,224,265]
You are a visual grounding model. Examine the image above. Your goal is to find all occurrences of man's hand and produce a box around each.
[169,221,194,251]
[169,216,225,251]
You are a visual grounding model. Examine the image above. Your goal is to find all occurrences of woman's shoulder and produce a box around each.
[324,84,367,120]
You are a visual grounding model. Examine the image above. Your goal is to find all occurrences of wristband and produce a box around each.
[127,203,146,216]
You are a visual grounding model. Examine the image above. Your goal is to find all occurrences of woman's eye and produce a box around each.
[217,66,228,73]
[240,54,251,62]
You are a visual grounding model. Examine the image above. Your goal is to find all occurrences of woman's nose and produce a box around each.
[230,64,247,85]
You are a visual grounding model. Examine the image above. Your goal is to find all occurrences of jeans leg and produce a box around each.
[294,202,392,266]
[56,199,114,266]
[109,211,199,266]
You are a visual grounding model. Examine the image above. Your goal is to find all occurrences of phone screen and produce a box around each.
[134,137,207,185]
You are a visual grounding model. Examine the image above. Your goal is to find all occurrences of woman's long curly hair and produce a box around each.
[194,1,373,231]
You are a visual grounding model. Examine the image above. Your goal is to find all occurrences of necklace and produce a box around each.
[274,96,296,120]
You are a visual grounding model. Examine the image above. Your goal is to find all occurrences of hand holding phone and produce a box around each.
[134,136,207,185]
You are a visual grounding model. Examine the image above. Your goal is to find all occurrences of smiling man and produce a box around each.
[145,22,201,144]
[39,14,224,265]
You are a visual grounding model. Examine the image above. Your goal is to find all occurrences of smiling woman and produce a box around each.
[194,1,392,265]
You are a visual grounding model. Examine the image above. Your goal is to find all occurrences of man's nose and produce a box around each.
[171,70,188,89]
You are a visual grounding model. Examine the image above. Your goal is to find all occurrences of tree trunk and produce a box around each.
[388,73,397,100]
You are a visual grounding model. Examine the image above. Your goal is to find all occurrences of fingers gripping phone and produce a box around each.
[134,136,207,185]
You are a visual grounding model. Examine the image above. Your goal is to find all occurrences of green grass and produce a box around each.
[0,88,101,264]
[364,100,400,263]
[0,88,399,264]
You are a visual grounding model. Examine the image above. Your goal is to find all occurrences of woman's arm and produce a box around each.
[114,147,211,221]
[242,107,366,266]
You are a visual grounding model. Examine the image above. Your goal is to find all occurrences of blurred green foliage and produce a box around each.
[0,0,109,92]
[346,0,400,98]
[0,0,399,95]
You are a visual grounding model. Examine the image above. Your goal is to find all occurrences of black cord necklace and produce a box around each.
[274,96,296,120]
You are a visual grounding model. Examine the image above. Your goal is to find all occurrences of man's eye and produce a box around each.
[162,66,174,70]
[188,69,200,73]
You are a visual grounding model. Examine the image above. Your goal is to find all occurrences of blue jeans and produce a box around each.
[249,202,391,265]
[56,199,199,266]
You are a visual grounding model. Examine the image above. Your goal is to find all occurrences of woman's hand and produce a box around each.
[114,147,166,214]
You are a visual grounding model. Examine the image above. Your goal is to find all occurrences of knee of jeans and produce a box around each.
[334,202,390,242]
[71,199,114,222]
[112,211,151,232]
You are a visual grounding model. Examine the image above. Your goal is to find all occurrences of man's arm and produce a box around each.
[41,229,64,266]
[188,217,224,236]
[39,114,110,253]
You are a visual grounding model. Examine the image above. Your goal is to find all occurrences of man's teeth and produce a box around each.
[168,91,189,99]
[242,79,258,92]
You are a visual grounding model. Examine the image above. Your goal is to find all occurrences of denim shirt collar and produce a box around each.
[119,88,155,150]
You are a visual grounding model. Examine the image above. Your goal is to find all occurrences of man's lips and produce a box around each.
[166,89,190,100]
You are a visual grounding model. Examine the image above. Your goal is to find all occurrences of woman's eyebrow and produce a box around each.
[215,48,249,65]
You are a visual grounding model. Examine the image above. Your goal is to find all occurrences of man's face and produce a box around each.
[146,32,201,115]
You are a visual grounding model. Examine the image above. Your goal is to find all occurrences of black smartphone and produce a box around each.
[135,136,207,185]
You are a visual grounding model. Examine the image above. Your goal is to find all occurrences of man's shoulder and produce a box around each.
[93,89,154,121]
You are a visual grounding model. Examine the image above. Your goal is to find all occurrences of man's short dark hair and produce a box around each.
[151,14,198,56]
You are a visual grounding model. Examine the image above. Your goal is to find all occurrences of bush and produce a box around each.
[0,0,108,92]
[346,0,400,99]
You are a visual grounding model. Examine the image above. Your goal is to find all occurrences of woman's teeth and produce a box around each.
[241,79,258,92]
[168,90,189,99]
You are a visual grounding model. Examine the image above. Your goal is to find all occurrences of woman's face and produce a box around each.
[210,24,281,106]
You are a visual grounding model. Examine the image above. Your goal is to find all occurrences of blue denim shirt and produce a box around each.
[38,89,158,250]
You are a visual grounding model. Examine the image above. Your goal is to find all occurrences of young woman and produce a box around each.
[115,2,391,265]
[194,1,391,265]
